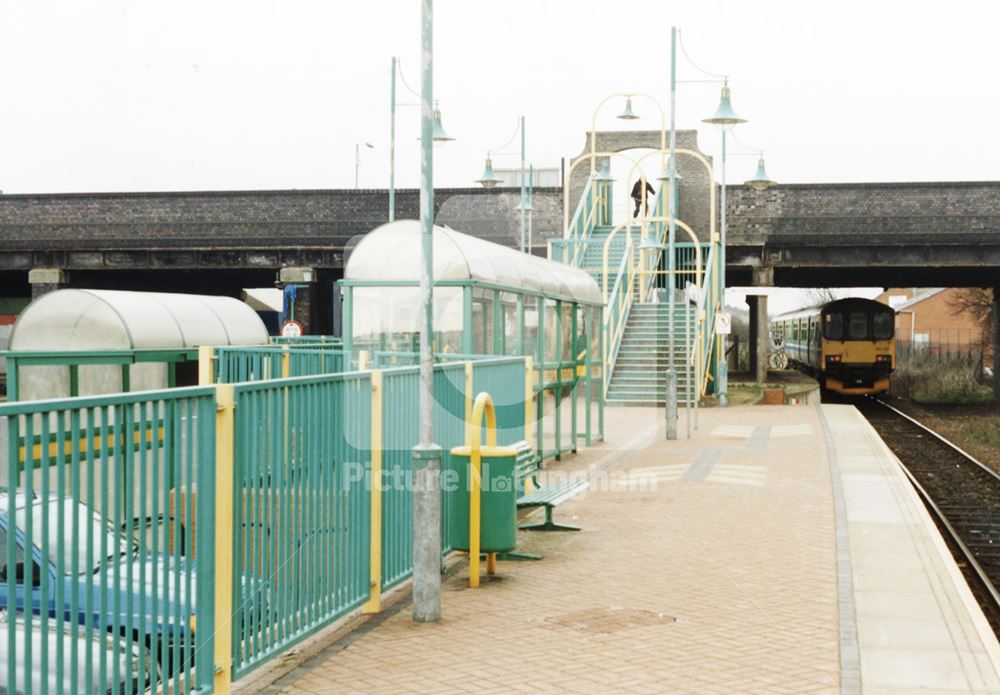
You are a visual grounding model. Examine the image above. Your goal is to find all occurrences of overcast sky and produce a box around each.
[3,1,998,194]
[2,1,994,312]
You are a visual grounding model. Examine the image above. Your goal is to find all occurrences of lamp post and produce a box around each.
[476,116,529,253]
[388,56,453,222]
[413,0,442,623]
[703,79,746,408]
[355,142,374,189]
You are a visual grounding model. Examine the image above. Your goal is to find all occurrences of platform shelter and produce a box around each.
[338,220,605,460]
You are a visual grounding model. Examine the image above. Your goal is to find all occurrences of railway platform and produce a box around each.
[243,404,1000,694]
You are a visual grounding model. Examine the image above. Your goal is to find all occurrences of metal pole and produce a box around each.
[413,0,442,623]
[665,26,678,440]
[355,143,360,189]
[685,297,692,438]
[528,163,534,255]
[389,56,397,222]
[519,115,526,253]
[718,128,728,407]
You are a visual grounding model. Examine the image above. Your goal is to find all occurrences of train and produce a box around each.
[771,297,895,395]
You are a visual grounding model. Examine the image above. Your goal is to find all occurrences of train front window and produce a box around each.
[847,312,869,339]
[824,313,843,340]
[873,312,894,340]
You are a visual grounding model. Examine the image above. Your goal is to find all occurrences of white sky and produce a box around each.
[3,1,998,194]
[1,1,994,312]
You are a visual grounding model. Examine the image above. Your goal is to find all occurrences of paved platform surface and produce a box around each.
[251,405,1000,694]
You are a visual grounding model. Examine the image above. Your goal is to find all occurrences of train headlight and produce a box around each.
[826,355,842,364]
[875,355,890,363]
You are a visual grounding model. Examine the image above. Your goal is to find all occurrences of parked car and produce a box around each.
[0,609,153,694]
[0,491,270,678]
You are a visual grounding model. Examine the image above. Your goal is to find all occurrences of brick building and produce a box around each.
[874,287,990,358]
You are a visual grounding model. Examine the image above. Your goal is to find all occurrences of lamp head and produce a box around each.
[745,156,776,191]
[657,157,683,182]
[703,82,747,131]
[432,108,455,143]
[475,156,502,188]
[617,96,639,120]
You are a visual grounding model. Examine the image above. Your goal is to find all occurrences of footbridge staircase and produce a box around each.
[549,175,718,406]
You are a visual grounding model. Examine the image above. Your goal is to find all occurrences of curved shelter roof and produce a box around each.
[345,220,603,305]
[10,289,269,351]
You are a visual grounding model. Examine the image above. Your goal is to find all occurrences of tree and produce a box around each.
[948,288,994,349]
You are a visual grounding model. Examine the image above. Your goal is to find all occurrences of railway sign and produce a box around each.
[715,312,731,335]
[280,320,303,338]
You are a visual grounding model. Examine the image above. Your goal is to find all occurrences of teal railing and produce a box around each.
[551,175,607,267]
[696,244,719,397]
[4,386,219,693]
[602,243,637,395]
[214,346,347,383]
[3,355,527,692]
[2,348,199,401]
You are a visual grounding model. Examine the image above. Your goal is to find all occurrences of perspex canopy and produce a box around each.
[345,220,603,305]
[10,289,269,351]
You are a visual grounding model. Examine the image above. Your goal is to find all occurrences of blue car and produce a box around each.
[1,491,269,678]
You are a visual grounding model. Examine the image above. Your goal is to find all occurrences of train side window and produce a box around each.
[824,312,843,340]
[848,312,869,340]
[873,312,893,340]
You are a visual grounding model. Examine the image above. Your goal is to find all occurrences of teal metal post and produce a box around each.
[389,56,397,222]
[519,115,526,253]
[413,0,442,623]
[527,164,534,254]
[718,127,729,407]
[665,26,679,439]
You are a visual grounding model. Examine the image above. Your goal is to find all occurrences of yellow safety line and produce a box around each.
[363,370,383,613]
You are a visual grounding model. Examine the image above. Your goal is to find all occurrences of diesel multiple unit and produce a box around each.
[772,297,895,395]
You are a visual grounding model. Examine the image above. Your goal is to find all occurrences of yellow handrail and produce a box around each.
[468,392,497,588]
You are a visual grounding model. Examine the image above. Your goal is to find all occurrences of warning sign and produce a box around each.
[715,313,732,335]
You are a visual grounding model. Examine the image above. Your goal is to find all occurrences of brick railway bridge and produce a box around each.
[1,130,998,372]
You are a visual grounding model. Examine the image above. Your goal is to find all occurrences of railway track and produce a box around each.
[857,397,1000,633]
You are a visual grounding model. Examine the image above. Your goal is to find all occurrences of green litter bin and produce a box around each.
[447,445,518,553]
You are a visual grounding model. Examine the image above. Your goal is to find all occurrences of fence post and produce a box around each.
[281,344,291,378]
[213,384,235,695]
[198,346,215,385]
[363,371,384,613]
[358,349,369,371]
[524,356,533,448]
[465,361,474,444]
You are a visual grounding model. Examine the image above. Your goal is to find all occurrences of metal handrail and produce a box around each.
[602,243,636,395]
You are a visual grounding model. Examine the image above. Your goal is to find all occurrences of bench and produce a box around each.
[517,480,590,532]
[504,440,588,532]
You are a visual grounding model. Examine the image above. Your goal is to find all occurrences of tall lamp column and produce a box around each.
[413,0,442,623]
[703,79,746,407]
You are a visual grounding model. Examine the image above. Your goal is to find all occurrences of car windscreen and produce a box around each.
[17,500,132,575]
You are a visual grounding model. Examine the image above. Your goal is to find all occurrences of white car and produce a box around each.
[0,609,152,695]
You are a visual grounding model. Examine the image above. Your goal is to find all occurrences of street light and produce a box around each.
[413,0,442,623]
[703,78,747,408]
[475,116,529,253]
[388,56,454,222]
[355,142,374,189]
[745,154,776,191]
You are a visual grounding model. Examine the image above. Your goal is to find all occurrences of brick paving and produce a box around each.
[256,406,841,694]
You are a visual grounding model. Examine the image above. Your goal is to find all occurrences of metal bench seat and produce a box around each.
[517,479,590,532]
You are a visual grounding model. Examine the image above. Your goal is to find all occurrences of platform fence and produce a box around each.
[1,355,528,693]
